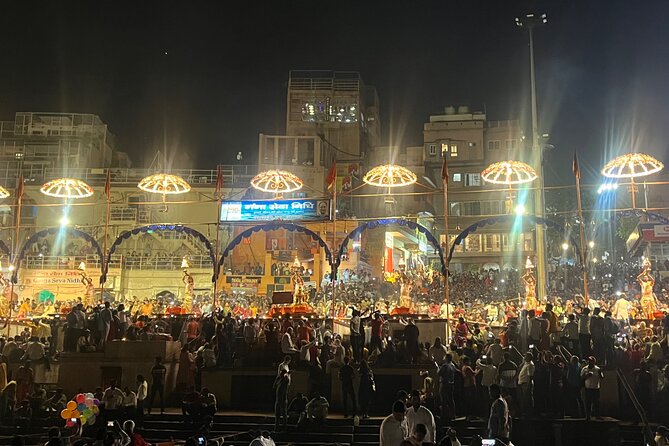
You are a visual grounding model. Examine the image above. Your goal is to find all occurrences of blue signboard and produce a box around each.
[220,198,331,222]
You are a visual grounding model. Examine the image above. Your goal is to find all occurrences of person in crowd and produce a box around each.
[497,352,518,412]
[182,385,203,418]
[358,359,375,419]
[148,356,167,415]
[488,384,510,443]
[517,352,535,417]
[123,419,149,446]
[102,380,125,419]
[136,374,147,427]
[577,308,592,358]
[288,392,308,426]
[429,337,447,364]
[15,362,34,403]
[461,356,478,419]
[405,423,429,446]
[305,392,329,424]
[380,400,408,446]
[122,385,137,420]
[339,356,357,418]
[273,369,290,431]
[581,356,603,420]
[98,301,113,350]
[438,353,456,421]
[405,390,436,443]
[201,387,217,416]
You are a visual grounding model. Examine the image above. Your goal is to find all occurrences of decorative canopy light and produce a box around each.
[250,169,303,194]
[40,178,94,199]
[0,186,9,199]
[481,161,538,185]
[137,173,191,195]
[362,164,417,188]
[601,153,664,179]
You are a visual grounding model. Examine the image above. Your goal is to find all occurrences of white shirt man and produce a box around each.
[612,297,631,321]
[380,401,408,446]
[25,339,46,361]
[581,362,603,389]
[476,359,498,388]
[281,330,298,354]
[405,394,436,443]
[488,341,504,366]
[137,378,147,403]
[429,343,448,364]
[518,358,535,385]
[123,389,137,408]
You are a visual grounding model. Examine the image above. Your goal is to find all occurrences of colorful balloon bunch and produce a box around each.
[60,393,100,427]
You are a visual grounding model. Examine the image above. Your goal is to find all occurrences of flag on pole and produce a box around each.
[326,159,337,192]
[215,165,224,198]
[104,169,112,198]
[441,156,449,183]
[572,152,581,180]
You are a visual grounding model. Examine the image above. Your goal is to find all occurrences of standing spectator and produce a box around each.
[488,384,510,443]
[438,353,457,421]
[461,357,478,419]
[517,353,535,417]
[339,356,357,418]
[488,338,504,366]
[429,337,447,364]
[122,385,137,420]
[405,390,436,443]
[15,362,33,403]
[358,360,375,419]
[98,301,112,350]
[590,308,606,361]
[148,356,167,415]
[562,314,580,357]
[581,356,603,420]
[370,312,384,353]
[564,355,584,418]
[273,369,290,431]
[498,352,518,411]
[403,319,420,364]
[350,309,362,363]
[634,361,652,416]
[136,375,147,427]
[380,401,408,446]
[577,308,592,357]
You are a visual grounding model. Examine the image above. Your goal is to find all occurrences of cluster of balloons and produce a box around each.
[60,393,100,427]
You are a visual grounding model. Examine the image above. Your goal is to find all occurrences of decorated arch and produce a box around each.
[449,215,580,263]
[218,222,333,277]
[334,218,446,280]
[12,227,103,282]
[102,225,216,283]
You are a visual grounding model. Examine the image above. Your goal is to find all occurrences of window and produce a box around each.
[464,235,482,252]
[448,235,464,253]
[452,173,461,182]
[449,202,461,216]
[450,144,458,157]
[464,173,481,187]
[502,234,514,252]
[428,144,437,156]
[484,234,501,252]
[441,143,448,155]
[488,140,500,150]
[523,233,534,251]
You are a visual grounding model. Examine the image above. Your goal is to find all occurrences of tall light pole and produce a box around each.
[516,12,548,301]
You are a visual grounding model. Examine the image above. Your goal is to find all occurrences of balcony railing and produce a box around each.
[22,254,213,271]
[0,165,258,189]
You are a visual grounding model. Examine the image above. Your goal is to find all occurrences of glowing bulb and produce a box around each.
[561,242,569,251]
[8,264,15,272]
[588,241,595,249]
[514,204,526,216]
[59,215,69,226]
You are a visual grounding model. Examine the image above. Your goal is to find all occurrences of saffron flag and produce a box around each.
[441,156,449,183]
[104,169,111,198]
[326,160,337,192]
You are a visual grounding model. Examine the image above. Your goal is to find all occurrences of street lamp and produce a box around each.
[250,169,303,197]
[561,242,569,251]
[481,160,537,213]
[516,12,548,300]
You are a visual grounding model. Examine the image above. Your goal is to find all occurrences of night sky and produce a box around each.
[1,0,668,184]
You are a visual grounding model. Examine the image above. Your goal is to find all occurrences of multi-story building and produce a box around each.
[423,106,535,272]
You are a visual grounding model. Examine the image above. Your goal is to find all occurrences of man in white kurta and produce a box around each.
[380,401,408,446]
[405,392,436,443]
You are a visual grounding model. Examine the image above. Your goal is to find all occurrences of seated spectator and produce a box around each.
[76,330,96,353]
[288,392,308,426]
[182,386,202,418]
[201,387,217,417]
[405,423,430,446]
[123,419,149,446]
[46,387,66,413]
[305,393,329,423]
[30,384,47,416]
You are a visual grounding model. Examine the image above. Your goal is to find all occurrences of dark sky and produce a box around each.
[1,1,668,184]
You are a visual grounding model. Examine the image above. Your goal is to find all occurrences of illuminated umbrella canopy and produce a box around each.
[481,160,538,185]
[601,153,664,179]
[138,173,191,195]
[250,169,303,194]
[0,185,9,199]
[362,164,417,188]
[40,178,95,198]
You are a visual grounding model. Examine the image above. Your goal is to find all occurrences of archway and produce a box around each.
[218,222,333,277]
[335,218,446,280]
[102,225,216,283]
[11,227,103,282]
[449,215,580,263]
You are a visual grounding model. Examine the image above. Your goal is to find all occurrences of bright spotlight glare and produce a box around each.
[597,182,619,194]
[514,204,526,216]
[59,215,69,226]
[561,242,569,251]
[588,241,595,249]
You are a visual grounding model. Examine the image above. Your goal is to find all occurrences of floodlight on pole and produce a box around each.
[601,153,664,208]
